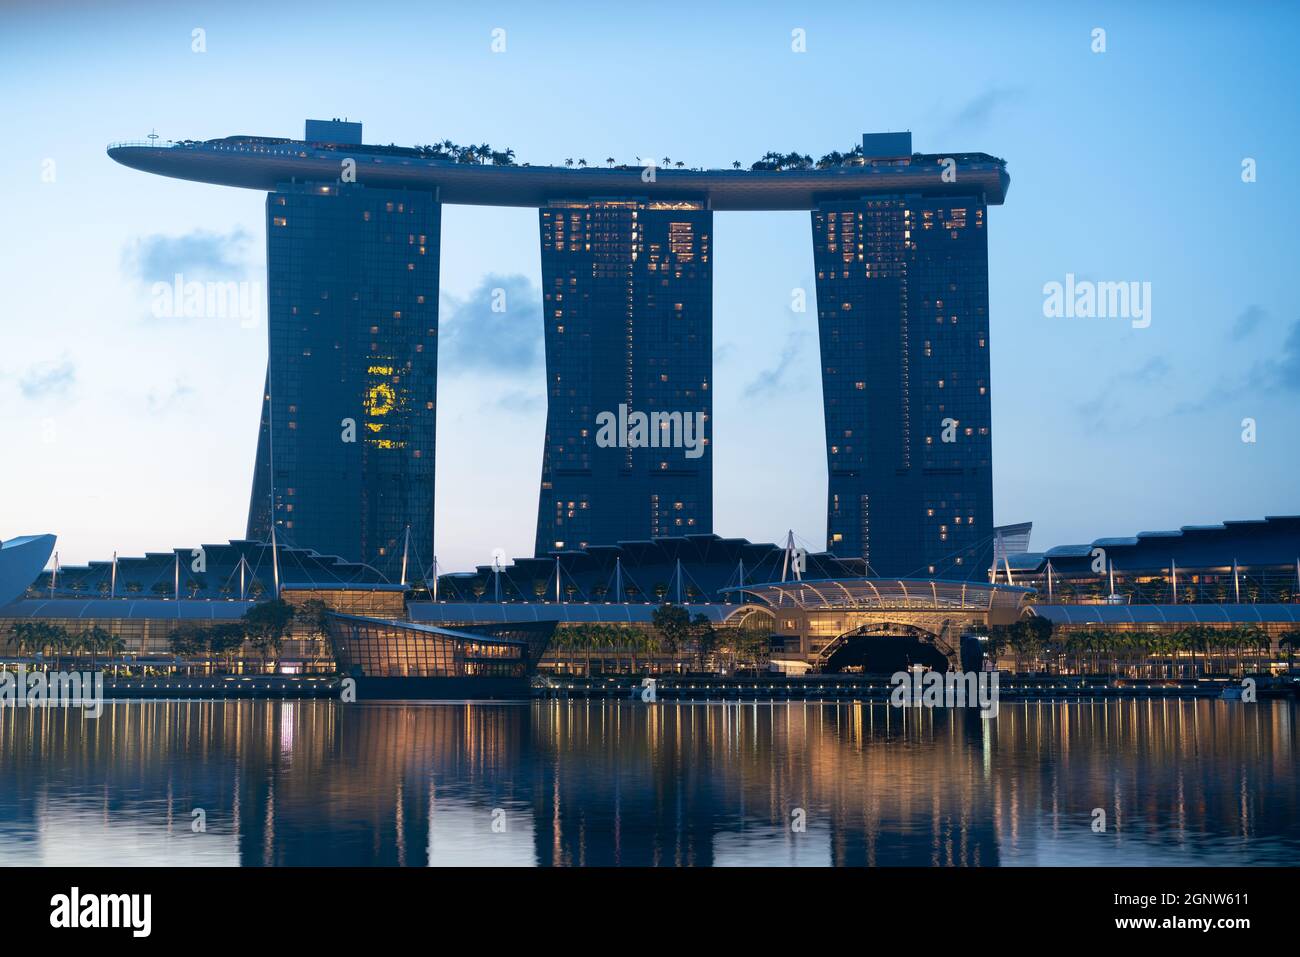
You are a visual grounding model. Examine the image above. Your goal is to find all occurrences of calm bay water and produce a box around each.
[0,698,1296,866]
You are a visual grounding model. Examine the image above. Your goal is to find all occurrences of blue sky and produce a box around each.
[1,0,1297,572]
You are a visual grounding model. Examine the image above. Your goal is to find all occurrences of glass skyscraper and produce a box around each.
[112,123,1007,576]
[246,181,440,575]
[535,200,713,554]
[812,187,993,579]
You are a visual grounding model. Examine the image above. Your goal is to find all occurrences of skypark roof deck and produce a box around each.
[107,136,1010,209]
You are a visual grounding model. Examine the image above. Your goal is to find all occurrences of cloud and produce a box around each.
[941,86,1021,136]
[485,388,545,414]
[146,380,196,413]
[1167,320,1300,415]
[439,274,543,374]
[19,359,75,398]
[1073,356,1172,430]
[1257,319,1300,392]
[121,228,253,283]
[1230,305,1267,340]
[742,330,809,399]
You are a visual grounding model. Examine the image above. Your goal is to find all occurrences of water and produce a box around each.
[0,698,1295,866]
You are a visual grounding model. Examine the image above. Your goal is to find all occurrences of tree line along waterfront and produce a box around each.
[2,599,1299,681]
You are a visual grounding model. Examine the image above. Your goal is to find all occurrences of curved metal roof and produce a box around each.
[406,601,744,626]
[723,577,1034,612]
[108,141,1010,209]
[1014,515,1300,573]
[1029,603,1300,625]
[328,612,526,647]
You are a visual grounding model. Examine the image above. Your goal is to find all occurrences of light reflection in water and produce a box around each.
[0,698,1294,866]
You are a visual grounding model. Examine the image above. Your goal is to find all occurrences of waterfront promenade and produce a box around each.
[31,672,1299,701]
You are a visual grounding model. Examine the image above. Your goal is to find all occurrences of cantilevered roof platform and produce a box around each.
[108,137,1010,209]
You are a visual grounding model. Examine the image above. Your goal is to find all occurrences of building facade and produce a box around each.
[111,123,1010,567]
[812,135,994,578]
[247,177,440,576]
[535,200,713,553]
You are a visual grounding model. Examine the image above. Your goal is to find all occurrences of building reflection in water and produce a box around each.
[0,698,1294,866]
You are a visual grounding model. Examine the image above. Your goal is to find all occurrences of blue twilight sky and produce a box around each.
[1,0,1297,572]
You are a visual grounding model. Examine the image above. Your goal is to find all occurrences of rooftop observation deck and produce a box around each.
[107,136,1010,210]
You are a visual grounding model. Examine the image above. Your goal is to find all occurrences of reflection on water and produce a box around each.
[0,698,1295,866]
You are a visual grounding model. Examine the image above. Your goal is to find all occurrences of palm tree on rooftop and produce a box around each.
[565,157,574,168]
[732,160,741,170]
[605,156,615,168]
[661,156,671,168]
[577,158,588,168]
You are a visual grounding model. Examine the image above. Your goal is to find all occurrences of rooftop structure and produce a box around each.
[107,130,1009,210]
[108,121,1010,564]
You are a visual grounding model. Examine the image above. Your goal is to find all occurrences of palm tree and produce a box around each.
[1280,629,1300,675]
[101,633,126,675]
[1242,625,1270,675]
[7,621,38,661]
[661,156,671,168]
[599,625,619,673]
[564,157,574,168]
[46,623,72,670]
[605,156,615,168]
[731,161,741,170]
[577,158,588,168]
[80,625,113,671]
